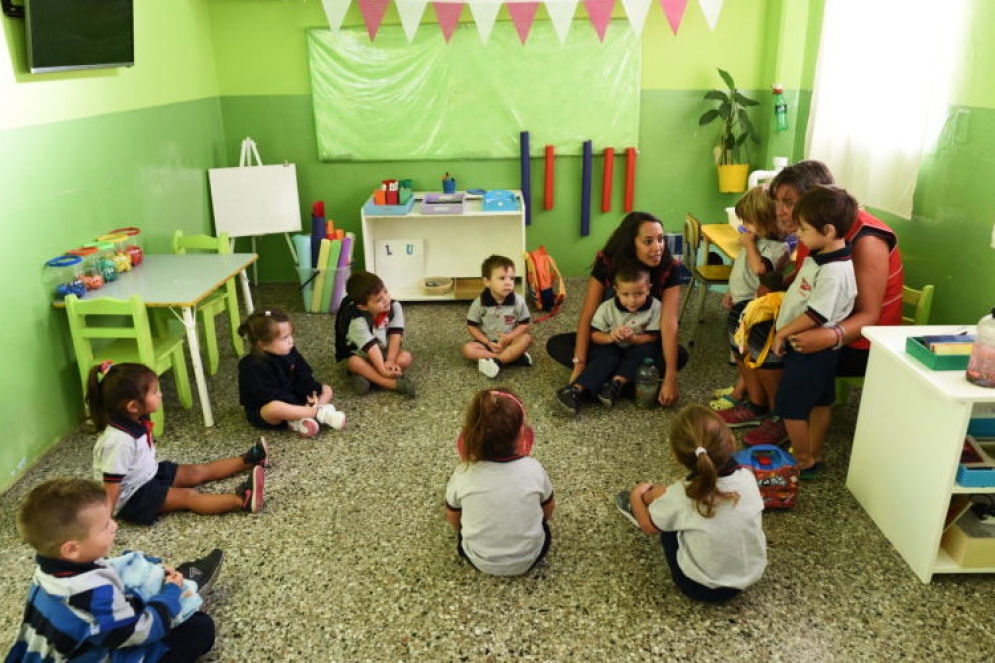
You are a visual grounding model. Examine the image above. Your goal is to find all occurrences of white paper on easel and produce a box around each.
[375,239,424,291]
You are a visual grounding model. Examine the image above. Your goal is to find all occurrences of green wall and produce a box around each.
[3,0,995,492]
[0,1,224,491]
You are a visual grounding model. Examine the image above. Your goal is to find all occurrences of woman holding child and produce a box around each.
[546,211,688,407]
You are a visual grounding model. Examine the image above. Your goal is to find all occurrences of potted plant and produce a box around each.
[698,68,761,193]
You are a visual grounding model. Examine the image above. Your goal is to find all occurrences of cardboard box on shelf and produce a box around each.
[941,508,995,567]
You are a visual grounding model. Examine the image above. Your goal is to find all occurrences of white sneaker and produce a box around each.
[478,358,500,379]
[287,417,319,438]
[315,404,346,431]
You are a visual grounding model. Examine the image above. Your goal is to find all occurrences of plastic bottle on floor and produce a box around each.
[967,307,995,388]
[635,359,659,408]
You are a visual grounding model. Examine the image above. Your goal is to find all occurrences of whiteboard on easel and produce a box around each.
[208,139,302,239]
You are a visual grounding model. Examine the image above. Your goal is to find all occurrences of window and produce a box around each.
[806,0,970,217]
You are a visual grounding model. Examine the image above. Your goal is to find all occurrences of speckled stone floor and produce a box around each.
[3,279,995,661]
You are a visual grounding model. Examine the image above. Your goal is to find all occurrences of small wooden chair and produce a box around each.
[65,294,192,435]
[172,230,243,375]
[679,213,732,347]
[836,283,935,404]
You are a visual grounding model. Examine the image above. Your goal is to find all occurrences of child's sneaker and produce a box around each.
[287,417,319,438]
[176,548,225,592]
[395,376,417,397]
[597,380,623,409]
[556,385,581,415]
[243,437,270,468]
[239,466,265,513]
[349,373,371,395]
[316,404,346,431]
[716,403,768,428]
[508,352,533,367]
[615,491,639,528]
[478,358,500,379]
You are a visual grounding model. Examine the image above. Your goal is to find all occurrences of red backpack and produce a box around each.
[524,246,565,322]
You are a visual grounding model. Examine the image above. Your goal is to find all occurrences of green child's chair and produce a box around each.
[836,283,935,404]
[172,230,243,375]
[64,294,193,435]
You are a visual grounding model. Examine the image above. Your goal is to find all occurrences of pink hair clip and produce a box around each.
[97,360,114,381]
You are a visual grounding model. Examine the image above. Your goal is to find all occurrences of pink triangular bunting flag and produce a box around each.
[432,2,464,43]
[507,2,540,45]
[358,0,390,40]
[584,0,615,42]
[659,0,688,34]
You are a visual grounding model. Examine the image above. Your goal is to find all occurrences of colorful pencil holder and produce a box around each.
[45,254,86,300]
[108,226,144,267]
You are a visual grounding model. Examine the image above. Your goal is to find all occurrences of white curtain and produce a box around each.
[806,0,970,217]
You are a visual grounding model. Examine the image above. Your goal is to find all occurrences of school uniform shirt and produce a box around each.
[775,246,856,331]
[446,457,554,577]
[465,290,531,342]
[648,468,767,589]
[345,300,405,357]
[93,416,158,517]
[6,555,183,663]
[728,237,790,304]
[590,295,662,348]
[238,347,323,409]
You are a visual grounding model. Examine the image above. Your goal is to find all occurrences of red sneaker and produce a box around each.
[716,404,768,428]
[743,417,790,447]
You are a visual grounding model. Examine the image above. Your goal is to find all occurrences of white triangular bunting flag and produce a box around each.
[468,2,502,43]
[397,1,428,43]
[620,0,651,37]
[321,0,351,33]
[698,0,724,31]
[545,0,578,43]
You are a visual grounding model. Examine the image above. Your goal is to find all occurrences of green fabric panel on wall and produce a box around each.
[308,21,639,161]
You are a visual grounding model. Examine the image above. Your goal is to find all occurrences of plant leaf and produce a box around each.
[718,68,735,90]
[699,109,721,126]
[733,92,759,107]
[738,111,761,141]
[704,90,729,102]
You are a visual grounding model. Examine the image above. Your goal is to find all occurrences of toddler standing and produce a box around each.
[461,254,533,379]
[445,388,555,576]
[616,405,767,602]
[238,308,346,437]
[89,362,266,525]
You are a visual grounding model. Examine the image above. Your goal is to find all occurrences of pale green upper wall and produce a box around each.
[0,0,219,130]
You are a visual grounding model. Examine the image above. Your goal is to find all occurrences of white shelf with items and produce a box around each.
[360,192,526,302]
[847,324,995,582]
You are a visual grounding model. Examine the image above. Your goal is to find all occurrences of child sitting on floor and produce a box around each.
[89,361,267,524]
[556,263,661,414]
[238,307,346,437]
[461,254,533,379]
[341,270,416,396]
[445,388,555,576]
[6,478,217,662]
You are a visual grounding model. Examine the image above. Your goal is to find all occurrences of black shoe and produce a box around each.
[556,386,581,415]
[243,437,270,468]
[597,380,623,409]
[176,548,225,592]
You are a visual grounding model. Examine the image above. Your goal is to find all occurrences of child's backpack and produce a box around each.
[524,245,565,321]
[334,295,356,362]
[734,444,799,509]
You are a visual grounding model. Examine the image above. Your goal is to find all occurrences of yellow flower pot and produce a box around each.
[717,164,750,193]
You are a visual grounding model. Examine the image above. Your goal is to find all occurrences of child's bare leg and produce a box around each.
[174,458,251,488]
[461,342,497,361]
[497,334,533,364]
[162,487,243,515]
[260,401,319,426]
[758,367,783,411]
[808,405,832,464]
[741,364,767,409]
[394,351,413,370]
[783,418,812,468]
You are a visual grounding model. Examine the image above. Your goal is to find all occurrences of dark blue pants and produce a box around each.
[575,343,657,394]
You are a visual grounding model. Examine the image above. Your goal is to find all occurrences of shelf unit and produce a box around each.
[847,324,995,582]
[360,192,526,302]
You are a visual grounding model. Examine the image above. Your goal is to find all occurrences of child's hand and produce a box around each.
[487,340,502,354]
[383,361,402,377]
[772,332,787,356]
[306,392,318,407]
[722,292,732,309]
[738,228,757,246]
[163,568,184,589]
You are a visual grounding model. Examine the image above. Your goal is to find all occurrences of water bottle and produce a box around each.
[635,358,659,408]
[772,84,789,133]
[967,307,995,388]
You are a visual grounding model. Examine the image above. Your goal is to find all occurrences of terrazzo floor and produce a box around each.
[3,279,995,661]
